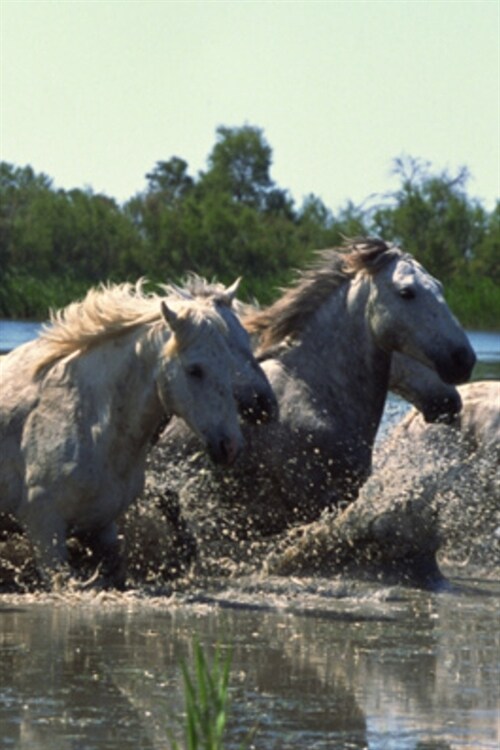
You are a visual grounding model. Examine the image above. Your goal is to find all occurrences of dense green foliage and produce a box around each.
[1,126,498,327]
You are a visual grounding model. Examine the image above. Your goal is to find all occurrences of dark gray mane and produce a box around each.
[244,237,402,349]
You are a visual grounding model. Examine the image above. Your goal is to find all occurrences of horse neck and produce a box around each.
[87,324,168,447]
[279,277,392,438]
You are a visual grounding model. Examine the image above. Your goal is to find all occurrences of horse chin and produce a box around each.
[422,392,462,424]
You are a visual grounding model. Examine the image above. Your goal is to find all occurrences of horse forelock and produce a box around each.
[244,237,406,350]
[340,237,405,274]
[163,302,229,359]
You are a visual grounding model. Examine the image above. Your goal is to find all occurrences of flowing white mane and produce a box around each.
[35,279,226,374]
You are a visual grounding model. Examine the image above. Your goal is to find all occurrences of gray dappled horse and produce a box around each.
[0,279,275,585]
[160,239,475,535]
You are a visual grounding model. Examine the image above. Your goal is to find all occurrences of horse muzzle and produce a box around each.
[435,344,476,385]
[206,431,242,466]
[422,389,462,424]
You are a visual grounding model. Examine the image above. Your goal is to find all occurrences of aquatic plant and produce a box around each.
[169,639,234,750]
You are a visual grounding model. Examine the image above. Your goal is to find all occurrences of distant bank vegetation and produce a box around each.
[1,125,498,328]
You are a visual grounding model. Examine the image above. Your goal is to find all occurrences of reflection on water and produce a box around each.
[0,580,499,750]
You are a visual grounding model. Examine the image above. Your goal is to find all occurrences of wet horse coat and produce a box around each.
[160,239,475,535]
[0,280,274,581]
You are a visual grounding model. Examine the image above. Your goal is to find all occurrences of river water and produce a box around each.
[0,324,499,750]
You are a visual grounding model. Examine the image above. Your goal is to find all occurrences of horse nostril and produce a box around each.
[212,435,240,466]
[424,392,462,424]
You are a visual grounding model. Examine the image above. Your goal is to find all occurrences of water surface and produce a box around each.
[0,321,42,354]
[0,578,499,750]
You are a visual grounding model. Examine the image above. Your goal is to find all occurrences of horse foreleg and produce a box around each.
[85,522,126,589]
[20,491,69,588]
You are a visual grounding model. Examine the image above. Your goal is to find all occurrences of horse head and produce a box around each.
[165,275,278,424]
[157,300,244,465]
[358,242,476,384]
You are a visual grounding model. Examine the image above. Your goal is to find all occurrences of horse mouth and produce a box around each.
[207,433,242,466]
[422,392,462,424]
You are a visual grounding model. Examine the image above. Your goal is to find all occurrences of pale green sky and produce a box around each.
[1,0,498,210]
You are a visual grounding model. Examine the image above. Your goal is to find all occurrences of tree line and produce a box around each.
[1,125,498,327]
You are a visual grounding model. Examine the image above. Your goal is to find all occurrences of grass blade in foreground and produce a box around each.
[169,639,233,750]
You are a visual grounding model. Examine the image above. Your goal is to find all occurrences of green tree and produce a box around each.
[372,156,485,281]
[145,157,194,206]
[1,137,498,327]
[469,200,500,282]
[0,162,144,317]
[202,125,274,209]
[124,126,303,299]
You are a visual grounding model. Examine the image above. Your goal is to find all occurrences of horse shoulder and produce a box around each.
[0,343,47,515]
[1,341,43,413]
[19,356,105,498]
[262,358,325,429]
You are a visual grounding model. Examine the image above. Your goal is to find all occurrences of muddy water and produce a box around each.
[0,329,499,749]
[1,577,499,750]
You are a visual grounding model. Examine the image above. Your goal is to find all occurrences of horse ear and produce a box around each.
[171,284,194,300]
[220,277,242,306]
[161,301,179,332]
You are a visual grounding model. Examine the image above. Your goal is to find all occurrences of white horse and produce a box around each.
[378,380,499,568]
[0,280,273,584]
[159,238,475,539]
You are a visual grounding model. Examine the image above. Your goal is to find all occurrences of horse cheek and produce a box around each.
[369,303,398,352]
[156,368,177,418]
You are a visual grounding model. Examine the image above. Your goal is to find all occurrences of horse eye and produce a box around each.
[187,364,204,379]
[399,287,415,300]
